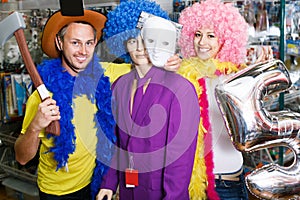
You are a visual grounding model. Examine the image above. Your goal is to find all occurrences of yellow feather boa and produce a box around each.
[177,58,241,199]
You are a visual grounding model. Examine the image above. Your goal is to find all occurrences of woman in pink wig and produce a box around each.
[177,0,272,199]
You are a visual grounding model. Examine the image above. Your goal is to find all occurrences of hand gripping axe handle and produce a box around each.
[0,12,60,136]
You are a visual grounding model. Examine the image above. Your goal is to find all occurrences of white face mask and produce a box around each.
[141,17,177,68]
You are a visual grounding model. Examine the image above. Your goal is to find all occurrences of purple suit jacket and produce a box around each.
[101,67,200,200]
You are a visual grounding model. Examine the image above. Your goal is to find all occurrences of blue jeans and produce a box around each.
[39,184,92,200]
[215,172,249,200]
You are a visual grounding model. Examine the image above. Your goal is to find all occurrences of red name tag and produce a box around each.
[125,168,138,188]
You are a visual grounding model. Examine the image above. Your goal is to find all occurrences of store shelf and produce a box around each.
[0,146,37,184]
[0,161,37,184]
[0,120,22,145]
[0,121,38,185]
[0,132,17,146]
[2,177,39,200]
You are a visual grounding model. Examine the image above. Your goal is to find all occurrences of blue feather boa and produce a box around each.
[37,55,116,198]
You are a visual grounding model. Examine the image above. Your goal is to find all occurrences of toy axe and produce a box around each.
[0,12,60,136]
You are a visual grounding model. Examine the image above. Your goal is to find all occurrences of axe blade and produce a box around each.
[0,12,26,47]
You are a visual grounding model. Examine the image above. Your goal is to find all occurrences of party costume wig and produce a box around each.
[103,0,169,63]
[178,0,249,65]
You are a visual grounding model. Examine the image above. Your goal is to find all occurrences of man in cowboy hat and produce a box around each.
[14,8,115,200]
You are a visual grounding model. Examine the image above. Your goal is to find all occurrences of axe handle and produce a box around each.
[14,28,60,136]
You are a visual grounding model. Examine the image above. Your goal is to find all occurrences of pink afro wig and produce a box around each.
[178,0,249,65]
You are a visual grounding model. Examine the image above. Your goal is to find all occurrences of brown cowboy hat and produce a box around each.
[41,9,106,58]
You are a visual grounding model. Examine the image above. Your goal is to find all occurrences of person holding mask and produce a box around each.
[97,0,200,199]
[14,9,116,200]
[177,0,273,199]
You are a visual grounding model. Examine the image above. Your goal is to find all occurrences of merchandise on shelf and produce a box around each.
[287,39,300,56]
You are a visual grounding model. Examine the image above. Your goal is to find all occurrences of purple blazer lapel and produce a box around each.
[112,71,135,136]
[113,67,167,138]
[131,67,166,129]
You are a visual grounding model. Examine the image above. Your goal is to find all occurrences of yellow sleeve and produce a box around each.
[101,62,132,84]
[21,90,45,137]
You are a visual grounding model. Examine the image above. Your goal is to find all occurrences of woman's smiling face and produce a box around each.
[193,28,220,60]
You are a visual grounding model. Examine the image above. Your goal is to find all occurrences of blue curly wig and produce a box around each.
[103,0,169,63]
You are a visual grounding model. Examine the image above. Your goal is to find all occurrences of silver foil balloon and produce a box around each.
[215,59,300,199]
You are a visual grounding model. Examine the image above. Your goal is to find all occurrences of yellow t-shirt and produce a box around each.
[22,91,97,195]
[21,62,131,195]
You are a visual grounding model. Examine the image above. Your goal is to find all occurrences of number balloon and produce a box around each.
[215,59,300,199]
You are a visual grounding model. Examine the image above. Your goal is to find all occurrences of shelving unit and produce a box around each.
[0,131,37,184]
[0,119,39,199]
